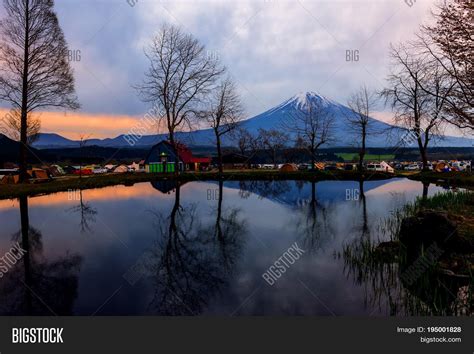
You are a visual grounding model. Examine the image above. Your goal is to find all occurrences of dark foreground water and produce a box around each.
[0,178,466,316]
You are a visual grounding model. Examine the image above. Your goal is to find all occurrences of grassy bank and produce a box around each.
[343,190,473,315]
[345,190,474,274]
[405,171,474,188]
[0,169,394,200]
[408,191,474,241]
[400,191,473,278]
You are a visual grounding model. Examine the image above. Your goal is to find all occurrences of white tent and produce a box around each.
[380,161,394,173]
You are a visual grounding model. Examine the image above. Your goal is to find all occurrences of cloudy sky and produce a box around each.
[0,0,441,139]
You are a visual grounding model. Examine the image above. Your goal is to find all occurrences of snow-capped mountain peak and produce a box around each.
[284,91,339,111]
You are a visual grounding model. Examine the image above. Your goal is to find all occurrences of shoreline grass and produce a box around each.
[343,190,473,315]
[405,170,474,187]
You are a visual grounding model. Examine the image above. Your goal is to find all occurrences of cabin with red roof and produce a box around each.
[144,141,211,173]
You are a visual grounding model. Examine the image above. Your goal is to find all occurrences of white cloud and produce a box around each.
[132,0,437,117]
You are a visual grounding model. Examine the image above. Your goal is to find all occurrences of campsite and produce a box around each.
[1,140,473,199]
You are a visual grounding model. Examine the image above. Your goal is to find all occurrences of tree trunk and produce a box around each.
[216,180,223,241]
[359,179,368,234]
[169,130,179,176]
[169,182,181,236]
[216,132,223,174]
[421,130,431,171]
[19,113,28,182]
[419,145,429,171]
[414,102,428,171]
[359,125,366,172]
[421,151,428,171]
[19,1,30,183]
[310,141,315,170]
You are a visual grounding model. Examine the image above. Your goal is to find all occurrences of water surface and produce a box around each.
[0,178,463,315]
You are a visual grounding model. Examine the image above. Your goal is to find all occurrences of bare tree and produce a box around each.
[381,44,448,170]
[417,0,473,130]
[234,129,247,157]
[2,108,40,144]
[346,85,377,171]
[257,128,288,168]
[281,99,334,169]
[231,126,254,157]
[0,0,79,182]
[136,23,224,173]
[229,126,260,168]
[202,78,244,173]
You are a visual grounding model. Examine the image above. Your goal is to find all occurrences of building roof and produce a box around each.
[149,141,211,164]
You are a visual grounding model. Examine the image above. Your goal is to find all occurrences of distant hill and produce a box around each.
[0,134,21,156]
[31,91,473,149]
[0,134,151,165]
[32,133,79,148]
[32,132,166,149]
[0,134,51,166]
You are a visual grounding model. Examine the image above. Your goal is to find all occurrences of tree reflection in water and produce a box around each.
[342,182,472,316]
[68,189,97,233]
[147,181,246,315]
[239,180,336,252]
[359,180,369,238]
[293,181,333,253]
[206,181,246,273]
[0,196,82,315]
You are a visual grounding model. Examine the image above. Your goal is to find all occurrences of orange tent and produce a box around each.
[280,163,298,172]
[28,168,49,180]
[314,163,325,170]
[0,175,19,184]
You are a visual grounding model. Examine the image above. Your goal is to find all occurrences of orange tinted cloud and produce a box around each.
[0,109,160,139]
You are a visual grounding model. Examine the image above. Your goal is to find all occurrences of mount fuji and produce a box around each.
[231,91,393,146]
[220,91,472,147]
[32,91,472,149]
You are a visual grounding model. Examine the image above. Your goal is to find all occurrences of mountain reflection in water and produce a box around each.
[0,178,469,316]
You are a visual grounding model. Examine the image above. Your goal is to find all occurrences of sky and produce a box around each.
[0,0,454,139]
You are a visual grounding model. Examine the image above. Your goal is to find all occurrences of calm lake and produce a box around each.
[0,178,463,316]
